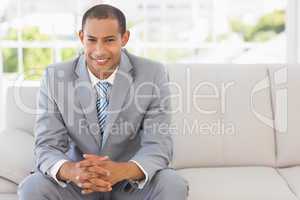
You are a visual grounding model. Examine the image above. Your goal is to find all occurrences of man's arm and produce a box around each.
[129,160,148,188]
[129,64,173,184]
[48,159,69,187]
[34,67,71,175]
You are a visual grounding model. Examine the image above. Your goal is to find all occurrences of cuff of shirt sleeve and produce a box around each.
[129,160,148,189]
[48,159,69,188]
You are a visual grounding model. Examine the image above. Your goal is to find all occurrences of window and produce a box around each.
[0,0,81,80]
[126,0,287,63]
[0,0,297,81]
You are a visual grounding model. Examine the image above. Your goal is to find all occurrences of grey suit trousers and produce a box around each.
[18,168,188,200]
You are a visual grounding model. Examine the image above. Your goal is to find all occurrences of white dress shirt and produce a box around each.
[48,65,148,189]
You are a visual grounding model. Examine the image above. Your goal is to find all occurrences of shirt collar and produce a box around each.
[87,64,118,87]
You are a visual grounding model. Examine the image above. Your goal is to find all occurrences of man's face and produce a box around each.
[79,18,129,74]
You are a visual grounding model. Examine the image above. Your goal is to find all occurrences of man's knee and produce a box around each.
[18,172,57,200]
[152,169,189,198]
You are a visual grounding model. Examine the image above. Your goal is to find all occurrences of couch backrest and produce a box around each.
[168,64,276,168]
[5,84,39,136]
[269,66,300,167]
[5,65,288,169]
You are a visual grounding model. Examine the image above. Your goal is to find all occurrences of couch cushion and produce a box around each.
[0,129,34,184]
[269,66,300,167]
[278,167,300,198]
[5,84,39,136]
[0,178,17,193]
[169,65,275,168]
[177,167,298,200]
[0,194,17,200]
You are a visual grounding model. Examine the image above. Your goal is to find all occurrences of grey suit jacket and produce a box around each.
[34,49,173,184]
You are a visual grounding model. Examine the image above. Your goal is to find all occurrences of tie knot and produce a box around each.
[95,81,110,98]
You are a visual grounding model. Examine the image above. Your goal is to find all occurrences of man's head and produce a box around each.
[79,4,130,78]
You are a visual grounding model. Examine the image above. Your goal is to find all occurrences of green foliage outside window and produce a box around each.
[2,48,18,73]
[2,27,78,80]
[61,48,77,61]
[230,9,285,42]
[23,48,52,80]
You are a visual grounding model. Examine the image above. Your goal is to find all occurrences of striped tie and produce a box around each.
[95,81,110,135]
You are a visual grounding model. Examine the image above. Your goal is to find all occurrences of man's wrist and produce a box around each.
[57,161,75,182]
[123,162,145,181]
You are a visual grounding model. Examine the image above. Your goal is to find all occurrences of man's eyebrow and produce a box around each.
[86,35,116,39]
[103,35,116,39]
[86,34,97,38]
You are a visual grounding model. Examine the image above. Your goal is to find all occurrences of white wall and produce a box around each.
[287,0,300,63]
[0,54,3,131]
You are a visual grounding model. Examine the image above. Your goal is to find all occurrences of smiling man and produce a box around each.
[18,4,188,200]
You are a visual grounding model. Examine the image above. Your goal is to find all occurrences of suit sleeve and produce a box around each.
[130,65,173,184]
[34,68,71,177]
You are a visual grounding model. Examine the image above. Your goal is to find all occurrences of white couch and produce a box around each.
[0,64,300,200]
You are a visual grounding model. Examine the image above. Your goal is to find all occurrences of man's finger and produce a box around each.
[83,154,109,160]
[87,166,110,177]
[80,182,94,189]
[81,185,111,194]
[81,182,111,191]
[78,158,109,168]
[90,178,112,188]
[78,160,100,168]
[93,186,112,192]
[81,189,94,195]
[79,178,111,194]
[80,178,112,194]
[77,172,99,182]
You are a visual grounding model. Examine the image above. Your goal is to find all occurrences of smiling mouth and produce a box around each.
[92,58,110,65]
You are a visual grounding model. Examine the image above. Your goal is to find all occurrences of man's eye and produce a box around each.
[88,38,96,42]
[106,38,115,42]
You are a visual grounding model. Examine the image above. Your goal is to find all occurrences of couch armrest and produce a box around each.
[0,129,34,184]
[0,177,17,193]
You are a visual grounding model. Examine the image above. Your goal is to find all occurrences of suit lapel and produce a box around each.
[74,55,101,149]
[102,50,134,147]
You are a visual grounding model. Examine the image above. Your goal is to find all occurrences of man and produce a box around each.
[18,4,188,200]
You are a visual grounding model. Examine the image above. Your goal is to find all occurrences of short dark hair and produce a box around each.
[81,4,126,35]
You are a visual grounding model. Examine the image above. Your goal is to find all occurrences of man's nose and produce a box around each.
[95,42,106,54]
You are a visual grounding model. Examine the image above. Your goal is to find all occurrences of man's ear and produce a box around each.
[79,30,84,44]
[121,30,130,47]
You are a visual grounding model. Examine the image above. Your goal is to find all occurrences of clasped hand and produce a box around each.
[62,154,130,194]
